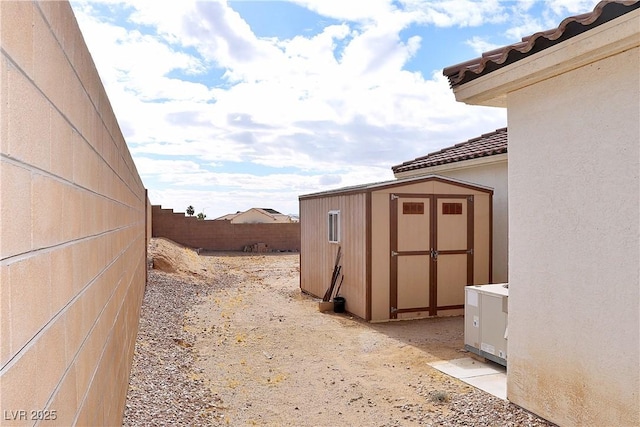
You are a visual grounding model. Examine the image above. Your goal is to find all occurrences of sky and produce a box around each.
[69,0,602,219]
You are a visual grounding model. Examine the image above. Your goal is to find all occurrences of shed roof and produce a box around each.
[299,174,493,200]
[443,1,640,88]
[392,128,507,174]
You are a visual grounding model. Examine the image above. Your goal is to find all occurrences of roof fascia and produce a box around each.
[299,174,494,200]
[452,9,640,107]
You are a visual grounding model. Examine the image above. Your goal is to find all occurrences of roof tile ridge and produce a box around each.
[443,1,639,86]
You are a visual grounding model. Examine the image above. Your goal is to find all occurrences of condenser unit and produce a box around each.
[464,284,508,366]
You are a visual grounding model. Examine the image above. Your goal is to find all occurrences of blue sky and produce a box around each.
[70,0,601,218]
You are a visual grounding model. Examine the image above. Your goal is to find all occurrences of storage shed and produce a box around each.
[299,175,493,322]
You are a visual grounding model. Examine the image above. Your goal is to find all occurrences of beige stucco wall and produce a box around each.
[506,45,640,427]
[1,2,147,426]
[395,156,508,283]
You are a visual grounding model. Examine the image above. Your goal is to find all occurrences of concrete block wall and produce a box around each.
[152,206,301,251]
[1,2,147,426]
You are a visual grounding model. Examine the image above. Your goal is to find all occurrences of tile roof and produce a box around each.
[391,127,507,174]
[443,1,640,88]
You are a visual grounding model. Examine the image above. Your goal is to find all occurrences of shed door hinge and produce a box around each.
[391,307,398,313]
[391,251,398,257]
[391,194,399,200]
[467,248,473,255]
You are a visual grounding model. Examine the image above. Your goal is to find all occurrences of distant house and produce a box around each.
[443,1,639,426]
[392,127,508,283]
[214,208,296,224]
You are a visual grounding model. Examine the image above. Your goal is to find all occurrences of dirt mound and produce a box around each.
[149,238,210,279]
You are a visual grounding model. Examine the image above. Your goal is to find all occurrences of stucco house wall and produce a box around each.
[1,2,147,425]
[445,4,639,426]
[506,44,639,427]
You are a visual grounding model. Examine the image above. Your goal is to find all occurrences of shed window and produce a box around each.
[403,202,424,215]
[442,202,463,215]
[328,210,340,243]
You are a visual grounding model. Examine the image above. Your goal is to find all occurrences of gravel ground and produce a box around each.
[123,239,555,427]
[122,270,225,426]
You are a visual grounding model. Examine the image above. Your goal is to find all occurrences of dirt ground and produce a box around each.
[137,238,552,426]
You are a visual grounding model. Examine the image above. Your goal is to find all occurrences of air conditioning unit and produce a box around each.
[464,284,508,367]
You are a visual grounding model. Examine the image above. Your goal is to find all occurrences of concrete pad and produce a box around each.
[428,357,507,400]
[463,373,507,400]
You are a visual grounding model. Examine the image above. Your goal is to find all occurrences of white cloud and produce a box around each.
[288,0,398,23]
[544,0,600,16]
[71,0,509,218]
[465,35,502,55]
[145,162,396,219]
[402,0,508,27]
[503,0,600,41]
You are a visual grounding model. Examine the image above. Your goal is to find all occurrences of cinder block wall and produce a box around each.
[1,2,147,426]
[152,206,301,251]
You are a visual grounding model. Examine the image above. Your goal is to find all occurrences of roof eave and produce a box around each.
[393,153,508,179]
[299,174,494,200]
[452,9,640,107]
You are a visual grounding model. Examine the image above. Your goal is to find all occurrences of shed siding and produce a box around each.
[300,193,368,318]
[371,192,391,321]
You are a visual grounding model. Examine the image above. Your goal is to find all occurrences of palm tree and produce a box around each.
[186,205,195,216]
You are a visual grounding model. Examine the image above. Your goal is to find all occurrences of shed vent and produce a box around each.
[442,202,462,215]
[403,202,424,215]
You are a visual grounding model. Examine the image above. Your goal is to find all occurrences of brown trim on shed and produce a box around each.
[299,175,493,201]
[395,307,430,314]
[438,249,470,255]
[489,192,494,283]
[366,192,372,321]
[437,304,465,311]
[145,189,148,285]
[429,198,438,316]
[389,194,399,319]
[395,250,432,256]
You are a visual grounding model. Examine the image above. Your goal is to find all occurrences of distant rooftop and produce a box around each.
[261,208,282,215]
[392,127,507,174]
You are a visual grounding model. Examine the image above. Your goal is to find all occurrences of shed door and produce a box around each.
[390,195,432,318]
[390,194,474,318]
[434,197,473,312]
